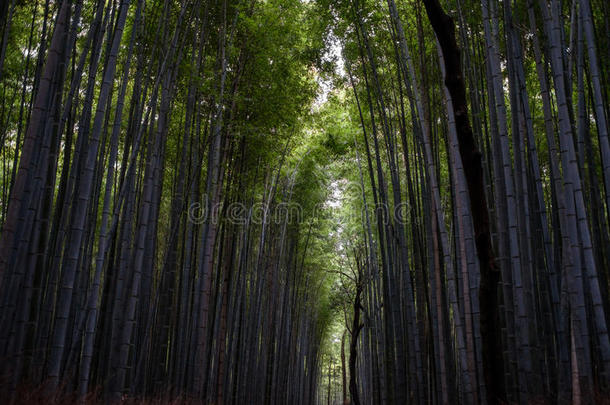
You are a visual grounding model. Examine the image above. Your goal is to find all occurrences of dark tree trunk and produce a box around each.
[421,0,505,402]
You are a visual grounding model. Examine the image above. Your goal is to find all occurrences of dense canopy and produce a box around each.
[0,0,609,403]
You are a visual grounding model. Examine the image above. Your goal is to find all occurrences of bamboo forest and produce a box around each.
[2,0,610,403]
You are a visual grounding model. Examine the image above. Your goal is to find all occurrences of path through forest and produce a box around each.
[1,0,610,403]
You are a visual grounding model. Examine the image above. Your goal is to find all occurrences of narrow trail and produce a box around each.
[1,0,610,404]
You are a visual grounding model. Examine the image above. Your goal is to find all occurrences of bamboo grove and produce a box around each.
[0,0,338,402]
[1,0,610,404]
[320,0,610,403]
